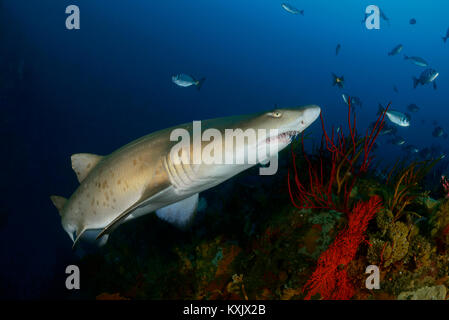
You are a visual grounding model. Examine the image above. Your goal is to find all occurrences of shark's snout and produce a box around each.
[302,105,321,125]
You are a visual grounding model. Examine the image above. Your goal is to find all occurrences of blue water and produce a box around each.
[0,0,448,298]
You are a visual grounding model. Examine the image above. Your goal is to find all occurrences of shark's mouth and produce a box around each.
[266,130,299,145]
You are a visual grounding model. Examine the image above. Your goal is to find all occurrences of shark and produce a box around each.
[50,105,321,248]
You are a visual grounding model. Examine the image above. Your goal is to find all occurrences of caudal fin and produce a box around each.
[299,10,304,15]
[403,54,409,60]
[196,77,206,91]
[413,77,419,89]
[443,36,448,43]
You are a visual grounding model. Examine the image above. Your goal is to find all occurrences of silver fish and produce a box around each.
[172,74,206,90]
[281,3,304,15]
[413,68,439,89]
[404,55,428,67]
[388,44,403,56]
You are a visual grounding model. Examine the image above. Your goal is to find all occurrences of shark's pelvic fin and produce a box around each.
[72,227,87,250]
[156,193,199,229]
[50,195,68,216]
[71,153,104,183]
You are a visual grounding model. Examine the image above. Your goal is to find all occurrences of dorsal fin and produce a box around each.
[71,153,103,183]
[50,195,67,216]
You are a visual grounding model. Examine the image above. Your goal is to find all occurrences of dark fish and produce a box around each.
[379,124,397,136]
[404,144,419,154]
[389,136,406,146]
[393,85,398,93]
[388,44,403,56]
[336,44,341,56]
[432,126,444,138]
[413,68,439,89]
[443,27,449,43]
[407,104,420,112]
[342,93,362,107]
[351,96,363,108]
[332,73,344,89]
[409,18,416,25]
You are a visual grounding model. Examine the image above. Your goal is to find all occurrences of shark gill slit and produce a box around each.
[163,155,195,191]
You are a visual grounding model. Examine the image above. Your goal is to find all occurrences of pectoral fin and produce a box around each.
[155,193,199,229]
[95,197,148,240]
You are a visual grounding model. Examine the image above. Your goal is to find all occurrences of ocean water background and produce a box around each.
[0,0,448,299]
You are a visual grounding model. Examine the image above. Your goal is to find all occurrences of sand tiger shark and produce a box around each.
[50,105,321,248]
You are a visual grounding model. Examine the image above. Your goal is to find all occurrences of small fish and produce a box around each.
[379,124,397,136]
[413,68,439,89]
[388,44,403,56]
[172,74,206,90]
[332,73,344,89]
[351,97,362,108]
[341,94,362,107]
[404,145,420,153]
[404,55,428,67]
[432,126,444,138]
[393,85,399,93]
[378,105,410,127]
[336,44,341,56]
[409,18,416,25]
[443,27,449,43]
[281,3,304,15]
[390,136,406,146]
[407,104,420,112]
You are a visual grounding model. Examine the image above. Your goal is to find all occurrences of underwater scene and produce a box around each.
[1,0,449,303]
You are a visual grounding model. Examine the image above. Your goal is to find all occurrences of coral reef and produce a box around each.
[75,100,449,300]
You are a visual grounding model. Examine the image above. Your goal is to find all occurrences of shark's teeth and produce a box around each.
[266,131,299,144]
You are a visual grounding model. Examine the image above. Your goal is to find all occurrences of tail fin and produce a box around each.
[299,10,304,15]
[443,36,448,43]
[413,77,419,89]
[196,77,206,91]
[403,54,409,60]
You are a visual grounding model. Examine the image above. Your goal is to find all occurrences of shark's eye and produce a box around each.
[270,111,282,118]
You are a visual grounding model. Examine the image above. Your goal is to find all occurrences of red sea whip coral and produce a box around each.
[288,98,389,213]
[288,98,388,299]
[441,175,449,198]
[302,196,383,300]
